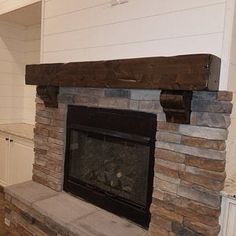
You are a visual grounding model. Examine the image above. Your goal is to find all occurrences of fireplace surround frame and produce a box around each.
[63,105,157,228]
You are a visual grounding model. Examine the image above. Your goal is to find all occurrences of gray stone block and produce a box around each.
[59,87,77,95]
[177,184,221,207]
[179,124,228,140]
[156,131,181,144]
[73,95,99,106]
[138,100,163,112]
[58,94,75,104]
[104,89,130,98]
[191,100,233,114]
[76,88,105,97]
[157,141,226,160]
[98,98,129,109]
[130,89,161,100]
[172,222,205,236]
[192,91,217,101]
[156,158,185,171]
[156,112,166,122]
[191,112,231,128]
[129,100,139,110]
[155,173,181,185]
[155,178,178,194]
[36,116,51,125]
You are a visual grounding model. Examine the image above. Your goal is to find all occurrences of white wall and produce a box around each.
[23,24,41,124]
[0,21,25,123]
[225,0,236,178]
[41,0,229,87]
[0,20,40,124]
[0,0,40,15]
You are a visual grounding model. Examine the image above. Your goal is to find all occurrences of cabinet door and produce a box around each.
[226,202,236,236]
[8,136,34,185]
[0,133,9,186]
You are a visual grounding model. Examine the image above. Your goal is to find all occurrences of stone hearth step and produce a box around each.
[4,181,147,236]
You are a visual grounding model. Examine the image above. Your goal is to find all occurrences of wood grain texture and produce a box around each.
[36,86,59,108]
[160,90,192,124]
[26,54,221,91]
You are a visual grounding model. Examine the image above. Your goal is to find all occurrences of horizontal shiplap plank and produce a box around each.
[0,38,25,52]
[0,73,24,86]
[0,97,24,108]
[43,4,225,53]
[44,0,224,20]
[25,40,41,52]
[43,32,223,63]
[0,85,24,97]
[0,61,25,74]
[0,48,25,63]
[0,108,23,119]
[44,0,225,35]
[25,25,41,41]
[25,52,40,64]
[44,0,109,18]
[0,21,25,40]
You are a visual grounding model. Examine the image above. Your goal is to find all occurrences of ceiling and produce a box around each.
[0,2,41,26]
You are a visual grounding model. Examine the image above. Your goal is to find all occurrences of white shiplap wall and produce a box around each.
[23,23,41,124]
[0,21,25,123]
[41,0,227,80]
[225,0,236,178]
[0,21,40,124]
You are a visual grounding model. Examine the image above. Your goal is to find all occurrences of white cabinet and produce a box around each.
[0,131,34,187]
[220,196,236,236]
[0,132,9,186]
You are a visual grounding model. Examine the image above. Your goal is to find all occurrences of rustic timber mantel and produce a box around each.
[25,54,221,124]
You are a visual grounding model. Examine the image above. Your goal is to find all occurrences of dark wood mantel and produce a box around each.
[26,54,220,91]
[25,54,221,124]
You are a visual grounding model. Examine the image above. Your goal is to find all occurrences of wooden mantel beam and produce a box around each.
[25,54,221,91]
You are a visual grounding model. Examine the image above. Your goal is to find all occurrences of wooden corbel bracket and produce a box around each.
[160,90,192,124]
[36,86,59,108]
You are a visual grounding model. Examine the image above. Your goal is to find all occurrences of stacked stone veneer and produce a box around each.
[32,88,232,236]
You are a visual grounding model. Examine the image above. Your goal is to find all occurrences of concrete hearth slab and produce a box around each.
[5,181,58,206]
[5,181,147,235]
[33,193,98,225]
[69,210,147,236]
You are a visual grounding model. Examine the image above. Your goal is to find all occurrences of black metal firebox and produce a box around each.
[64,105,157,228]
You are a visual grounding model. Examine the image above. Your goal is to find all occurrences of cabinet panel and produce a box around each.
[8,137,34,185]
[226,202,236,236]
[0,133,8,186]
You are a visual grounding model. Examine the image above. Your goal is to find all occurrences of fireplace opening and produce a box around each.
[64,105,157,228]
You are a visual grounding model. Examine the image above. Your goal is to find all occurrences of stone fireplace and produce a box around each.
[4,54,233,235]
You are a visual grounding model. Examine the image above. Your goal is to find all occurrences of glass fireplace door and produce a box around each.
[64,105,156,228]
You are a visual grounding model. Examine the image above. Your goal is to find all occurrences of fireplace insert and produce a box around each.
[64,105,156,228]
